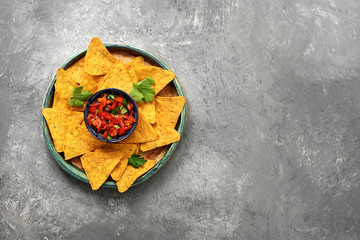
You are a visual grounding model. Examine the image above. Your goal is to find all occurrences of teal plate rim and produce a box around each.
[42,43,187,189]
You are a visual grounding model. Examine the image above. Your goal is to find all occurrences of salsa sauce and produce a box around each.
[86,93,136,139]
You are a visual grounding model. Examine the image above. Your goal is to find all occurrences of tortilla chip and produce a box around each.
[64,120,105,160]
[81,151,122,190]
[140,125,180,152]
[84,37,116,76]
[65,57,99,93]
[137,101,156,124]
[98,60,134,92]
[120,111,159,143]
[125,56,144,70]
[139,96,185,151]
[94,144,138,181]
[133,66,175,94]
[155,96,186,128]
[134,144,140,154]
[116,159,156,193]
[128,68,138,84]
[53,68,84,111]
[42,108,83,152]
[93,75,104,83]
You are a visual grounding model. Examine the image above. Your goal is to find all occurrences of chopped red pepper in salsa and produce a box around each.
[86,93,136,139]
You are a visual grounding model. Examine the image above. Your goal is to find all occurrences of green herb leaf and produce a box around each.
[114,124,120,129]
[106,134,112,140]
[69,98,76,107]
[120,105,128,115]
[122,99,127,106]
[130,86,144,103]
[111,106,121,115]
[95,109,99,115]
[128,154,147,168]
[106,94,116,100]
[130,77,155,103]
[69,86,93,107]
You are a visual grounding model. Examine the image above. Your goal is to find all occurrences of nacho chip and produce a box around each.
[120,111,159,143]
[133,66,175,94]
[116,159,156,193]
[65,57,99,93]
[64,120,105,160]
[140,125,180,152]
[139,96,185,151]
[42,108,83,152]
[125,56,144,70]
[53,68,84,111]
[128,68,138,84]
[137,101,156,124]
[81,151,122,190]
[84,37,116,76]
[94,144,138,181]
[155,96,186,128]
[98,60,133,92]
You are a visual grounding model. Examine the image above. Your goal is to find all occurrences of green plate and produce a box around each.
[42,44,187,189]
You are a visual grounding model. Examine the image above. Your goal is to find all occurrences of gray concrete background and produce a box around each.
[1,0,360,239]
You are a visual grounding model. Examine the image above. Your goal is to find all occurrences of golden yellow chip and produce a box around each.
[42,108,83,152]
[139,96,185,151]
[133,66,175,94]
[137,101,156,124]
[53,68,83,111]
[65,57,99,93]
[125,56,144,70]
[140,125,180,152]
[116,159,156,193]
[98,60,134,93]
[81,151,122,190]
[84,37,116,76]
[64,120,105,160]
[94,144,138,181]
[120,111,159,143]
[155,96,186,128]
[128,68,138,84]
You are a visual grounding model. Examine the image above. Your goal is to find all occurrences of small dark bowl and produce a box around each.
[84,88,139,143]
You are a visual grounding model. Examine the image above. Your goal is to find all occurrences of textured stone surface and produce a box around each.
[2,0,360,239]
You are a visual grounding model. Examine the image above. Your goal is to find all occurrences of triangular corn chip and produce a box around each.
[133,66,175,94]
[42,108,83,152]
[139,96,185,151]
[155,96,185,128]
[140,125,180,152]
[84,37,116,75]
[137,101,156,124]
[64,120,105,160]
[94,144,138,181]
[53,68,84,111]
[125,56,144,70]
[98,60,134,92]
[120,111,158,143]
[116,159,156,193]
[81,151,122,190]
[65,57,99,93]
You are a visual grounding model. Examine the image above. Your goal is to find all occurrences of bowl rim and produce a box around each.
[84,88,139,143]
[42,43,187,189]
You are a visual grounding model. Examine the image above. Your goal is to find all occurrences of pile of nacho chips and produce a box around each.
[42,38,185,193]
